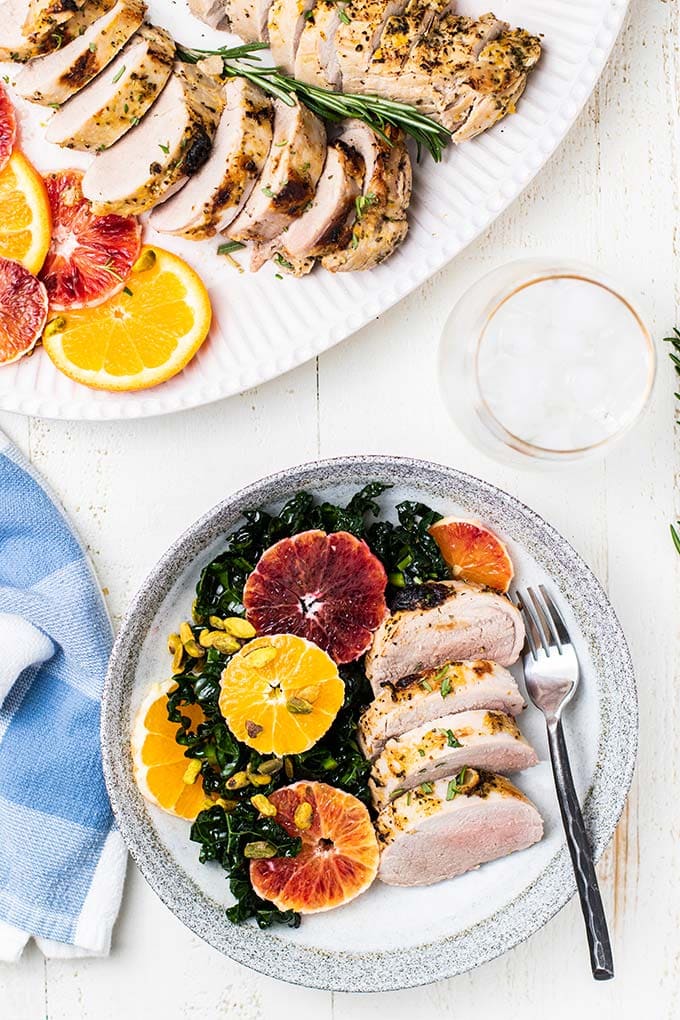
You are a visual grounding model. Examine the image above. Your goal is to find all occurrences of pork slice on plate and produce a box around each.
[267,0,317,74]
[376,770,544,886]
[14,0,146,106]
[46,23,174,152]
[358,659,525,759]
[357,0,448,92]
[294,0,341,87]
[369,709,538,809]
[188,0,229,28]
[150,77,273,239]
[225,0,274,42]
[321,119,411,273]
[22,0,86,40]
[333,0,409,92]
[365,580,525,691]
[82,62,224,215]
[227,97,326,245]
[259,139,364,276]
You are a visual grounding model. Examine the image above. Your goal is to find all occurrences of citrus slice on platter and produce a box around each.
[249,781,379,913]
[219,634,345,756]
[131,679,207,820]
[0,257,48,365]
[0,82,17,173]
[429,517,514,592]
[42,245,212,391]
[243,530,388,664]
[0,152,52,275]
[39,169,141,310]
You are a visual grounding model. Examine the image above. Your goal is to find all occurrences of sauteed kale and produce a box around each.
[166,482,449,927]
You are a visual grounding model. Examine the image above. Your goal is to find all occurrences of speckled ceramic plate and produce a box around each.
[102,457,637,991]
[0,0,629,420]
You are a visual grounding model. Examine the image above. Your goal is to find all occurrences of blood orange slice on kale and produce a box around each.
[243,530,388,664]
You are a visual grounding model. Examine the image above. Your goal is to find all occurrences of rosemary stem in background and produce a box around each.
[176,42,451,161]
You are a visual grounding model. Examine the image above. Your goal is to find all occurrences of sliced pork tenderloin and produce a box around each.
[320,119,411,273]
[258,139,364,275]
[188,0,229,27]
[45,23,174,151]
[370,709,538,809]
[365,580,525,692]
[358,659,525,759]
[14,0,146,106]
[227,97,326,245]
[22,0,85,38]
[226,0,274,42]
[150,77,273,239]
[294,0,341,87]
[357,0,449,92]
[267,0,317,74]
[333,0,410,92]
[376,770,543,886]
[82,62,224,215]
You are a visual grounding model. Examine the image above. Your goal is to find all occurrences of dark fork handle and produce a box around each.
[546,717,614,980]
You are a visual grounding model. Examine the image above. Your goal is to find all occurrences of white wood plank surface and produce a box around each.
[1,0,679,1015]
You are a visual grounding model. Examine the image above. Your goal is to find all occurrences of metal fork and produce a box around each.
[516,585,614,981]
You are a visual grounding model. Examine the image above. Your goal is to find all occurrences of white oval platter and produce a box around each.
[0,0,628,419]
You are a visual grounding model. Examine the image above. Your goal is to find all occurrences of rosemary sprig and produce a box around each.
[176,41,451,161]
[663,327,680,555]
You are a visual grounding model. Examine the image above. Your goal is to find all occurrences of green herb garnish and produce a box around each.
[218,240,246,256]
[444,729,461,748]
[420,782,434,794]
[446,768,468,801]
[112,64,126,84]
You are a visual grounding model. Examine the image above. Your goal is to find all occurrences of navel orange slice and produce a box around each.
[249,781,379,913]
[219,634,345,756]
[429,517,514,593]
[131,679,207,820]
[0,151,52,275]
[243,530,388,663]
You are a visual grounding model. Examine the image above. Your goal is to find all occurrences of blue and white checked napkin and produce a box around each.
[0,431,126,961]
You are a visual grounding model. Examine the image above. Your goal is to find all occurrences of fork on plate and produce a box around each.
[515,585,614,981]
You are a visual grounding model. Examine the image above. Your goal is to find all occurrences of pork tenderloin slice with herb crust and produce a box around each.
[267,0,316,74]
[260,139,364,275]
[22,0,85,38]
[376,770,543,886]
[82,62,224,215]
[333,0,410,92]
[45,23,174,151]
[227,97,326,244]
[355,0,449,92]
[365,580,524,692]
[150,78,273,239]
[370,709,538,810]
[14,0,146,106]
[320,119,411,273]
[188,0,229,28]
[225,0,274,42]
[358,659,525,759]
[294,0,340,87]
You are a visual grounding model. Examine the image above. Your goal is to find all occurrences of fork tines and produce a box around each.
[516,585,571,658]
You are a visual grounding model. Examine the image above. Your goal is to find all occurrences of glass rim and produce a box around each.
[472,268,656,459]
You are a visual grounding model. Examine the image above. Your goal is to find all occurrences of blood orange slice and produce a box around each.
[39,169,141,310]
[0,257,48,365]
[249,781,379,913]
[0,83,16,174]
[429,517,514,592]
[243,530,388,664]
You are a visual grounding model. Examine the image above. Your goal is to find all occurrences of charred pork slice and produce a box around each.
[262,139,364,276]
[267,0,317,74]
[321,119,411,273]
[376,770,543,886]
[14,0,146,106]
[22,0,85,39]
[82,63,224,215]
[225,0,274,41]
[150,78,273,239]
[227,98,326,245]
[0,0,113,61]
[46,23,174,151]
[370,709,538,809]
[358,659,525,759]
[333,0,409,92]
[365,580,525,691]
[357,0,448,92]
[188,0,229,27]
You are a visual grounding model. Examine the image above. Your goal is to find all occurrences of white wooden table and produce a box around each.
[1,0,678,1015]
